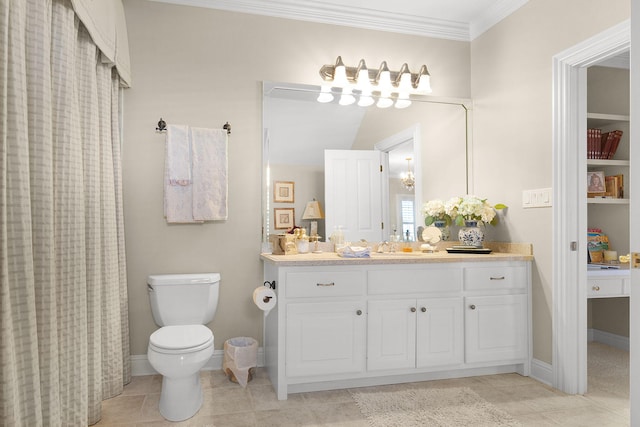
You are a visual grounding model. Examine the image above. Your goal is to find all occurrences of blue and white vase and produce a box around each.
[433,220,450,241]
[458,220,484,248]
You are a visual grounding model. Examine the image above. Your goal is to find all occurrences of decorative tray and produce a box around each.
[446,246,492,254]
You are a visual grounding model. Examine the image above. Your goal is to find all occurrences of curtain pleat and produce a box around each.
[0,0,130,425]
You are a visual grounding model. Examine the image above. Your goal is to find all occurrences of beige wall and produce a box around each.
[122,0,630,362]
[470,0,629,363]
[122,0,470,355]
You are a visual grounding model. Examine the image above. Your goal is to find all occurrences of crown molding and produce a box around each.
[150,0,473,41]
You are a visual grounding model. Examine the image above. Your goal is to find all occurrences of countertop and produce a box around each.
[261,242,534,266]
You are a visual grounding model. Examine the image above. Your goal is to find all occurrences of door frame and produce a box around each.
[375,124,422,238]
[552,20,630,394]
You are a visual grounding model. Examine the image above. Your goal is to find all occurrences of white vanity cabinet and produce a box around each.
[262,254,532,400]
[366,266,464,371]
[463,265,529,364]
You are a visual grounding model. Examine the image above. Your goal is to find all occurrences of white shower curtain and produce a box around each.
[0,0,130,425]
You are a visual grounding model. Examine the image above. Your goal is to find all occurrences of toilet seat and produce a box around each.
[149,325,213,354]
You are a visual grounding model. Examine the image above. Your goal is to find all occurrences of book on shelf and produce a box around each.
[587,128,623,159]
[587,229,609,264]
[604,174,624,198]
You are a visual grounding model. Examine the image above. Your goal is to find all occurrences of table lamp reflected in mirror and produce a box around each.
[302,199,324,253]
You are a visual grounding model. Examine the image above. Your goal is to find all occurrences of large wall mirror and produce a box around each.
[262,81,471,245]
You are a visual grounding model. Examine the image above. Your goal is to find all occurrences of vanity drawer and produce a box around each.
[587,278,627,298]
[285,271,365,298]
[368,268,462,295]
[464,265,527,291]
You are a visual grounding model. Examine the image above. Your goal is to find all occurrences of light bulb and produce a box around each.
[317,85,334,103]
[339,86,356,106]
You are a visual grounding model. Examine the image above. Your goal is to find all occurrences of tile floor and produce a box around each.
[94,342,629,426]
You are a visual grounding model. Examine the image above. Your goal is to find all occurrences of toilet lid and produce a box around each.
[149,325,213,351]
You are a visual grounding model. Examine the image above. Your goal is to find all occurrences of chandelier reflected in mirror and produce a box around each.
[401,157,415,191]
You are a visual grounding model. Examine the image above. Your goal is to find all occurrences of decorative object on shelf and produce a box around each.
[274,207,295,229]
[273,181,295,203]
[587,171,605,197]
[302,199,324,237]
[317,56,431,109]
[442,195,506,248]
[401,157,415,190]
[458,220,484,248]
[587,128,623,159]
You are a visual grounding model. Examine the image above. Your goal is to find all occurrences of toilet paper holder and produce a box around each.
[263,280,276,290]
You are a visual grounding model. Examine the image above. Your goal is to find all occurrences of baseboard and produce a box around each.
[530,358,553,386]
[588,328,630,351]
[131,347,265,377]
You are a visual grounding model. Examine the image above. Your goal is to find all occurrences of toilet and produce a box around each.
[147,273,220,421]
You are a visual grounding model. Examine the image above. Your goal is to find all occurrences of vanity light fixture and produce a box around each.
[401,157,415,191]
[318,56,432,108]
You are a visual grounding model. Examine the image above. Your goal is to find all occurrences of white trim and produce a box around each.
[588,329,630,352]
[149,0,527,41]
[552,20,630,395]
[131,347,266,377]
[530,358,553,387]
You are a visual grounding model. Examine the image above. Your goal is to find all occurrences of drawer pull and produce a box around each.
[410,307,416,313]
[592,285,600,291]
[421,307,427,313]
[356,310,362,316]
[469,304,476,310]
[489,276,505,280]
[316,282,335,287]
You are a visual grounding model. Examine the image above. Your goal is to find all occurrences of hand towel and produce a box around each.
[166,124,191,185]
[191,127,228,221]
[164,125,203,223]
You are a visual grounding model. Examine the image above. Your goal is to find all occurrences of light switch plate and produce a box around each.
[522,188,552,208]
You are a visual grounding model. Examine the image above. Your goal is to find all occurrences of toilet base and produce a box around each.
[158,373,203,421]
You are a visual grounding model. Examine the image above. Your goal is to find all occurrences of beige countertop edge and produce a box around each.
[261,251,533,266]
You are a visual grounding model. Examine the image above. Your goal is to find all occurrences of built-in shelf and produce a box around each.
[587,112,630,127]
[587,159,630,167]
[587,198,629,204]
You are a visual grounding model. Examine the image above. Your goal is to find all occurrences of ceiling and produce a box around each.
[151,0,530,41]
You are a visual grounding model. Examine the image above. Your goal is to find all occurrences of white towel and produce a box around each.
[191,127,228,221]
[164,125,203,224]
[166,125,191,185]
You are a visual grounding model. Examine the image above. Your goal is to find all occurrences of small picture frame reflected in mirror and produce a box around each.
[587,171,606,197]
[274,181,295,203]
[274,208,295,230]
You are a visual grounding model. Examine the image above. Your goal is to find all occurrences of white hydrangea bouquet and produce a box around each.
[422,199,452,226]
[445,195,506,226]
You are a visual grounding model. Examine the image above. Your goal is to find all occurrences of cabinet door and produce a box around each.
[416,297,463,368]
[465,294,527,363]
[367,299,416,371]
[286,301,365,377]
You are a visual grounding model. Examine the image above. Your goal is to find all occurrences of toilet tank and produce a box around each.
[147,273,220,326]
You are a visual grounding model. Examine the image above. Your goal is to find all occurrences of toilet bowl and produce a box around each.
[146,273,220,422]
[148,325,214,421]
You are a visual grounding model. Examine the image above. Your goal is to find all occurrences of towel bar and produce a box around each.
[156,118,231,135]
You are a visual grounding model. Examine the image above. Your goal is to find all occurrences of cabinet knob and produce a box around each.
[356,310,362,316]
[592,285,600,291]
[469,304,476,310]
[421,307,427,312]
[410,307,416,313]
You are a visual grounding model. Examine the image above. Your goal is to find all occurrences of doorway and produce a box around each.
[551,19,630,396]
